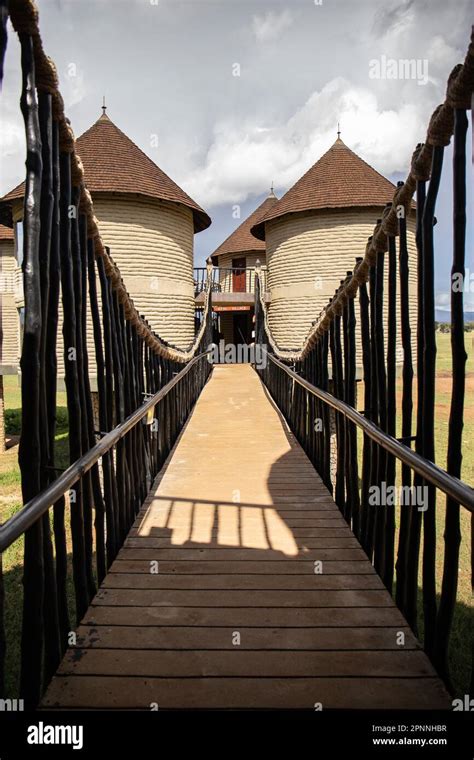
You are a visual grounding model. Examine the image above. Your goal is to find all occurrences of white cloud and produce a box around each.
[372,0,416,39]
[0,118,23,158]
[61,65,86,110]
[251,9,293,44]
[0,113,25,194]
[435,292,450,309]
[436,290,474,312]
[182,77,426,208]
[426,35,460,70]
[424,35,462,87]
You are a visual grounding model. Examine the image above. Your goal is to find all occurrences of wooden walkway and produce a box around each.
[42,364,450,709]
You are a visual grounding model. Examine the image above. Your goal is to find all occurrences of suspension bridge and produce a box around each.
[0,1,473,711]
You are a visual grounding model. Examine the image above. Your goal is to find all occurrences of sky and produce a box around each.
[0,0,472,311]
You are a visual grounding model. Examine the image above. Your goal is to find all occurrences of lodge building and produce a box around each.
[200,191,278,346]
[252,137,418,355]
[200,136,417,361]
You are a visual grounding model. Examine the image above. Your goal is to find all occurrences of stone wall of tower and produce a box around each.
[265,207,418,365]
[94,194,195,350]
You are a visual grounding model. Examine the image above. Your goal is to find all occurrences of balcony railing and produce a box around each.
[194,266,267,296]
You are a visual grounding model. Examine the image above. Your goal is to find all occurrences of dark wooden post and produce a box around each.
[384,233,397,592]
[373,244,387,576]
[406,175,427,634]
[358,260,372,552]
[17,32,45,708]
[395,205,414,614]
[421,145,444,657]
[50,118,70,650]
[366,261,379,562]
[434,108,468,683]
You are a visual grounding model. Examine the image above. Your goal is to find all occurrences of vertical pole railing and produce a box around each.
[406,175,426,634]
[17,32,45,709]
[37,84,62,686]
[433,107,468,684]
[345,270,360,534]
[366,261,378,562]
[421,144,444,657]
[373,243,388,578]
[330,303,345,514]
[384,231,397,592]
[395,204,414,615]
[358,259,372,552]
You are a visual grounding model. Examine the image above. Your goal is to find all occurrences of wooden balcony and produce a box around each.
[194,266,269,306]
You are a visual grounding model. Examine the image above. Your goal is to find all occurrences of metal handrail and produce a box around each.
[261,351,474,513]
[0,350,212,552]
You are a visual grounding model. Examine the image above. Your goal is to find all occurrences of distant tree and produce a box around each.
[438,322,451,334]
[464,322,474,333]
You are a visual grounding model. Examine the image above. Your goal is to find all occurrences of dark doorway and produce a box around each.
[233,311,252,345]
[232,257,246,292]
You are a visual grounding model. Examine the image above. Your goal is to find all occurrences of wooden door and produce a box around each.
[232,257,246,292]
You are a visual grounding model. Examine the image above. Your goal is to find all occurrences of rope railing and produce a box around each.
[0,0,214,707]
[254,29,473,695]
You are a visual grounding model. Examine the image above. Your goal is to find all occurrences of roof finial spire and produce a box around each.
[337,122,341,140]
[270,180,274,194]
[102,96,107,116]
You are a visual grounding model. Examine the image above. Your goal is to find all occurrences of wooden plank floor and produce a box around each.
[42,364,450,710]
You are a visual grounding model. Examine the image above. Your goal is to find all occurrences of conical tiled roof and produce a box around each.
[212,192,278,260]
[251,138,397,240]
[2,113,211,233]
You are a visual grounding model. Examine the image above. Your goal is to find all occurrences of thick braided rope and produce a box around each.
[257,28,474,363]
[8,0,210,364]
[255,272,303,361]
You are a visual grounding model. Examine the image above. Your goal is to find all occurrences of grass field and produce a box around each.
[0,332,473,698]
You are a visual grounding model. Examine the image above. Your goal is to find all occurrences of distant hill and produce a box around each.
[435,310,474,323]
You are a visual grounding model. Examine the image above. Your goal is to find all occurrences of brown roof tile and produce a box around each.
[251,138,398,240]
[212,193,278,260]
[2,113,211,233]
[0,223,14,241]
